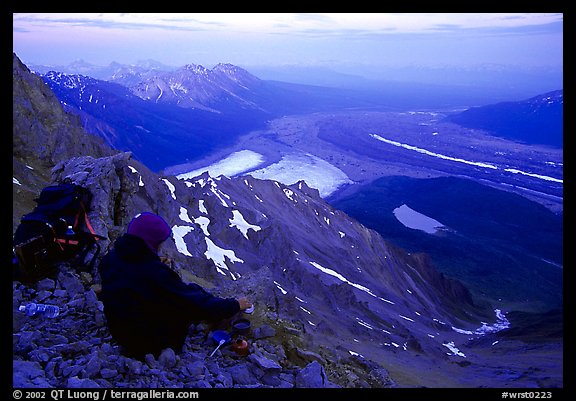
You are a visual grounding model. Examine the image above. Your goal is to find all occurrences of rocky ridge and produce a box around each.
[12,52,116,231]
[12,152,399,388]
[12,54,114,168]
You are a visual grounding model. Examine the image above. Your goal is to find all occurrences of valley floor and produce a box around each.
[161,109,563,389]
[165,110,563,214]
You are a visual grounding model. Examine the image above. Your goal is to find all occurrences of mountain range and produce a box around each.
[30,58,563,107]
[445,90,563,148]
[12,53,563,389]
[38,61,385,172]
[28,58,178,87]
[130,63,264,112]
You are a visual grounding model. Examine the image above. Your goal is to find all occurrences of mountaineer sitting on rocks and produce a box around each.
[98,212,252,359]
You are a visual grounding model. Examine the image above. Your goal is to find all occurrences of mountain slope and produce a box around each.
[40,70,268,172]
[13,54,114,168]
[444,90,563,148]
[12,52,562,388]
[12,53,116,230]
[331,175,563,312]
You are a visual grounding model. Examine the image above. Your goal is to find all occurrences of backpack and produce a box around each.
[13,183,105,283]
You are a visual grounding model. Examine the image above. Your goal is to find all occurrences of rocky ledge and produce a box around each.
[13,264,395,389]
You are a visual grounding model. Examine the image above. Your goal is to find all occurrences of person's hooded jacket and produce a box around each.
[98,214,240,358]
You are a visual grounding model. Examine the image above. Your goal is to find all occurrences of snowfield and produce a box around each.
[176,150,265,180]
[247,152,353,198]
[393,204,448,234]
[176,150,353,198]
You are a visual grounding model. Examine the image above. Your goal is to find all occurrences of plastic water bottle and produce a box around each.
[18,303,60,318]
[66,225,76,236]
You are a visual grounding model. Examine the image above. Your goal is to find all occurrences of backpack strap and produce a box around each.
[81,202,99,239]
[55,238,79,246]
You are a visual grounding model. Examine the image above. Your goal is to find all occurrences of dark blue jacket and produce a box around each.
[98,234,239,358]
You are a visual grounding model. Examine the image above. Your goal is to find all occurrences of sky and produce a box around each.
[13,13,563,76]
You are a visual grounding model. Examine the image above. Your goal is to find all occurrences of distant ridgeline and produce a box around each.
[331,175,563,313]
[445,90,563,148]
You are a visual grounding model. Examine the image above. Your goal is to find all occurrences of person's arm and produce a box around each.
[151,262,247,320]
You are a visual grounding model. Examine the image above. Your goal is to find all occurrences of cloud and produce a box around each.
[13,13,562,69]
[13,13,214,32]
[14,13,563,36]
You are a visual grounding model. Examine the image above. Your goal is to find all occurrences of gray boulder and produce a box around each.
[295,360,339,388]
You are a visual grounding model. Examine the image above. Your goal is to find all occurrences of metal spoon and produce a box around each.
[209,339,226,357]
